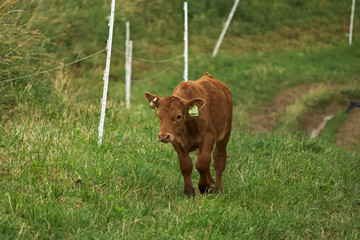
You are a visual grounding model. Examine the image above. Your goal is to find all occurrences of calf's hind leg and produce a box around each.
[212,133,230,191]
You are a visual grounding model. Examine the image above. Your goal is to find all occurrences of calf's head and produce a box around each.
[144,92,205,143]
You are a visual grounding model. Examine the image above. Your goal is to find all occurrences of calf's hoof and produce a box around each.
[184,186,195,198]
[198,184,212,194]
[210,186,223,194]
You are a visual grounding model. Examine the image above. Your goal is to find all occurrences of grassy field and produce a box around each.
[1,0,360,239]
[1,99,359,239]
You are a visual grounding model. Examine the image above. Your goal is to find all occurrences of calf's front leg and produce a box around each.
[196,134,215,194]
[172,142,195,197]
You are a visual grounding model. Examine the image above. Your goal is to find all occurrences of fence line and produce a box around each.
[0,48,184,83]
[0,48,106,84]
[0,47,183,85]
[113,48,183,63]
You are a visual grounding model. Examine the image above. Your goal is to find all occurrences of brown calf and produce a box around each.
[144,73,232,197]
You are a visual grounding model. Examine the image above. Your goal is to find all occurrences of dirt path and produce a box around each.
[336,111,360,151]
[300,102,346,136]
[250,83,359,151]
[250,83,322,132]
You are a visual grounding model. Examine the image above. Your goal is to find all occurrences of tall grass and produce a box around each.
[0,0,57,118]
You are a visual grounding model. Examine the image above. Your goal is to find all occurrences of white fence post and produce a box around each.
[125,21,131,109]
[126,40,133,109]
[183,2,188,82]
[98,0,116,146]
[212,0,240,57]
[349,0,356,45]
[125,21,130,61]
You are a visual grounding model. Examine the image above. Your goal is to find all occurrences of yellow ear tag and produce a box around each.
[149,98,157,109]
[189,105,199,116]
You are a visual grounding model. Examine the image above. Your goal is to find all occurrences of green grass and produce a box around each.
[1,0,360,239]
[1,101,360,238]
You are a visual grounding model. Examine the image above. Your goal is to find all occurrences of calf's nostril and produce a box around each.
[158,133,171,142]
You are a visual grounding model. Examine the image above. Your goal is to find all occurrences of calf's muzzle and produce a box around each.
[158,133,171,143]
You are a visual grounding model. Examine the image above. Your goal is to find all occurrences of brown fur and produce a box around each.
[144,72,232,196]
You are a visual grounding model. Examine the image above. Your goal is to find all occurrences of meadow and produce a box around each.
[1,0,360,239]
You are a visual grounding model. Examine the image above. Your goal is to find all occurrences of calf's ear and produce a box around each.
[144,92,161,109]
[186,98,206,112]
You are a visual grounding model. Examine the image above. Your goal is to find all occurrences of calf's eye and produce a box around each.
[177,115,182,119]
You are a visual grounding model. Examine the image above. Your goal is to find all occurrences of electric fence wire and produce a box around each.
[133,57,181,82]
[0,48,107,84]
[113,48,183,63]
[0,48,184,84]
